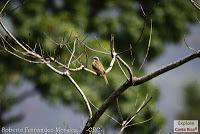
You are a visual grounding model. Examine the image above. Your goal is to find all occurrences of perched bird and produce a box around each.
[92,56,109,85]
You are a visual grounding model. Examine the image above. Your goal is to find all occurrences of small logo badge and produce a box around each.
[174,120,198,133]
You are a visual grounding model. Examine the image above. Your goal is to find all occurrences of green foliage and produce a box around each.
[0,0,198,132]
[178,82,200,120]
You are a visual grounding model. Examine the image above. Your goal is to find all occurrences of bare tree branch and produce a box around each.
[67,74,93,119]
[88,98,121,125]
[126,117,153,128]
[138,19,152,71]
[119,95,152,134]
[82,50,200,133]
[83,43,110,55]
[190,0,200,11]
[125,95,152,126]
[116,56,133,81]
[105,52,117,73]
[68,38,77,68]
[184,36,198,53]
[0,0,10,15]
[134,51,200,85]
[0,21,41,58]
[0,17,93,118]
[116,58,129,80]
[1,2,200,133]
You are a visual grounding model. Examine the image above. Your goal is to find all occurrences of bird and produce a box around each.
[92,56,109,85]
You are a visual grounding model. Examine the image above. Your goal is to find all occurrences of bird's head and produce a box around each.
[93,56,100,62]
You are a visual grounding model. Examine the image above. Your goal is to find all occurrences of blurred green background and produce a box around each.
[0,0,199,133]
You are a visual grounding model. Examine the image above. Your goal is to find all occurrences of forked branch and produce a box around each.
[1,2,200,133]
[82,50,200,133]
[190,0,200,11]
[0,15,93,119]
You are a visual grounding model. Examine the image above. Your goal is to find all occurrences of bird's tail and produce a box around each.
[103,75,109,85]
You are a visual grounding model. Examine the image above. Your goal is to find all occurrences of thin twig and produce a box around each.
[125,95,151,125]
[0,0,26,18]
[83,43,110,55]
[1,38,43,64]
[72,53,83,64]
[88,98,120,125]
[0,0,10,15]
[105,52,117,73]
[67,74,93,119]
[22,40,34,52]
[140,4,147,17]
[33,43,37,52]
[3,44,43,64]
[184,37,198,53]
[134,20,146,47]
[0,34,28,56]
[116,58,129,80]
[119,95,152,134]
[83,68,97,75]
[95,36,107,52]
[0,21,41,58]
[110,34,115,54]
[68,38,77,68]
[126,116,153,128]
[117,56,133,81]
[129,44,135,65]
[138,19,152,71]
[38,43,44,57]
[117,47,132,55]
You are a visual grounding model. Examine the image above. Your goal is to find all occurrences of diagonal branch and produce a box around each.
[0,0,10,15]
[116,58,129,80]
[0,21,32,55]
[67,74,93,119]
[138,19,152,71]
[83,43,110,55]
[119,95,152,134]
[125,95,152,126]
[190,0,200,11]
[105,52,117,73]
[184,37,198,53]
[68,38,77,68]
[117,56,133,81]
[126,117,153,128]
[88,98,120,125]
[0,20,42,59]
[82,50,200,133]
[134,50,200,86]
[0,16,93,119]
